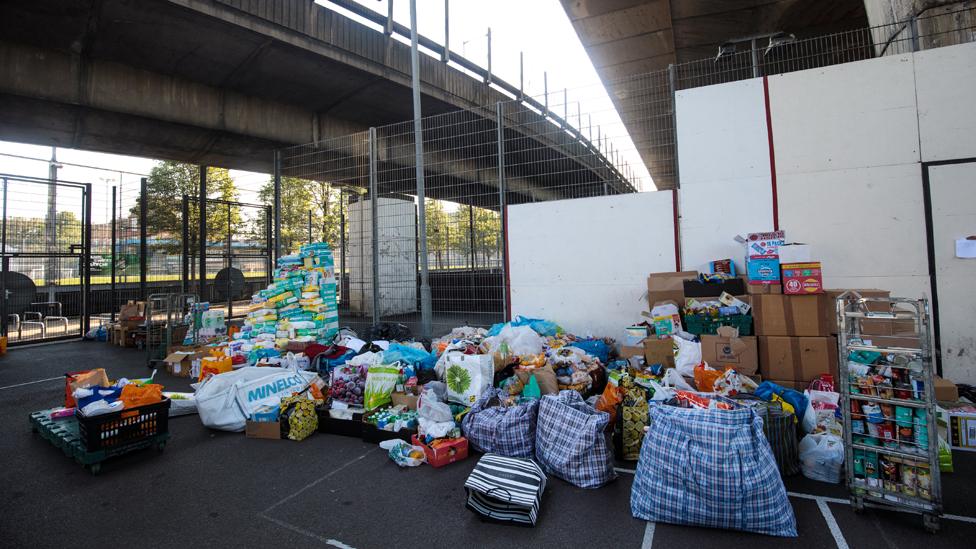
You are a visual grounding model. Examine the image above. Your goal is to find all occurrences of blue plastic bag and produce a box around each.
[755,381,809,419]
[490,316,562,337]
[568,339,610,364]
[384,344,437,370]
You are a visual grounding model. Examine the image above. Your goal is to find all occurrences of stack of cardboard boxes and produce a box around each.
[108,300,145,348]
[753,293,837,389]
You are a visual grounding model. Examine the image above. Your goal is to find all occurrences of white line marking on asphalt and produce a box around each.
[787,491,848,505]
[641,521,655,549]
[944,513,976,524]
[0,376,63,391]
[615,467,636,474]
[817,499,850,549]
[263,447,377,514]
[260,514,356,548]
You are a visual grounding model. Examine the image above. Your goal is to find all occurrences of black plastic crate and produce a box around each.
[316,406,364,438]
[77,398,171,452]
[361,421,416,444]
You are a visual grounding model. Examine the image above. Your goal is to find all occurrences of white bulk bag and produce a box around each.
[193,367,318,432]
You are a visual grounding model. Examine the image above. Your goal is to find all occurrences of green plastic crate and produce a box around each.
[683,314,753,336]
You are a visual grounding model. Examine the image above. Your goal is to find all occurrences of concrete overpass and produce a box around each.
[0,0,632,201]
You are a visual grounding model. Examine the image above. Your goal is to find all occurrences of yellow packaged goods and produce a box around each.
[279,394,318,441]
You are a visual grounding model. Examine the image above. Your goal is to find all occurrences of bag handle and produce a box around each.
[484,486,513,503]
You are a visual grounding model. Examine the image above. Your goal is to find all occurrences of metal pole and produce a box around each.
[82,183,92,335]
[519,51,524,99]
[386,0,394,35]
[588,114,592,140]
[577,102,581,133]
[272,151,281,260]
[563,88,567,124]
[442,0,450,62]
[668,63,680,188]
[468,204,475,270]
[181,195,189,293]
[139,177,148,300]
[368,127,380,326]
[308,209,313,244]
[110,186,117,321]
[1,178,7,338]
[199,166,207,301]
[495,102,509,321]
[486,27,492,85]
[265,206,273,284]
[410,0,433,338]
[226,202,232,317]
[339,193,346,305]
[543,72,548,117]
[46,147,58,302]
[750,38,759,78]
[908,16,920,52]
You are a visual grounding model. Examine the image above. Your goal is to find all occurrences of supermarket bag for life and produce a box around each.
[631,404,797,537]
[443,352,494,406]
[461,387,539,458]
[194,367,318,432]
[464,453,547,526]
[535,390,616,488]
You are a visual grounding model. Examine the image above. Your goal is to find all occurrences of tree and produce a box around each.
[258,177,349,256]
[131,161,239,280]
[425,200,450,269]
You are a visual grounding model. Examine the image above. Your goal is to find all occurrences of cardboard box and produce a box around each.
[647,271,696,307]
[744,231,786,257]
[763,379,808,391]
[781,262,824,295]
[643,337,675,368]
[934,376,959,402]
[752,294,830,337]
[618,345,645,360]
[758,336,839,382]
[824,289,891,335]
[245,420,281,439]
[746,256,781,284]
[683,278,746,298]
[742,277,782,295]
[701,326,758,376]
[391,392,419,410]
[163,350,207,377]
[778,243,811,264]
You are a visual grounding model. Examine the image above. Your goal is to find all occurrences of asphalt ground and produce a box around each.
[1,340,974,548]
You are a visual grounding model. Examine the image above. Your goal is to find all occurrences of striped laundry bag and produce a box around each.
[756,403,801,476]
[535,390,616,489]
[630,404,797,537]
[462,387,539,458]
[464,454,548,526]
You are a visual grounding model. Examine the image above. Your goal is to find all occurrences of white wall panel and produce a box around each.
[777,163,928,280]
[768,54,920,174]
[678,176,774,273]
[676,78,769,184]
[508,192,675,337]
[915,42,976,162]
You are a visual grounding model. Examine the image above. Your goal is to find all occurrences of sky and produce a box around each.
[0,0,650,224]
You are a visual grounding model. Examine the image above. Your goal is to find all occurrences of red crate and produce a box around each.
[411,435,469,468]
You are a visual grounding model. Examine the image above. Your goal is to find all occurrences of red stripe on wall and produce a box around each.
[672,188,681,271]
[762,75,780,230]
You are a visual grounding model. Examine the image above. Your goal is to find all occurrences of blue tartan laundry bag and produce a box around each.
[462,387,539,458]
[630,404,797,537]
[535,390,616,488]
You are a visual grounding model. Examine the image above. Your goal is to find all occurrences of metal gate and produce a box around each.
[1,174,91,345]
[181,196,272,318]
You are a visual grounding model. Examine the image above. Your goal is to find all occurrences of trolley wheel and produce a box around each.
[851,496,866,514]
[87,463,102,476]
[923,513,940,534]
[156,441,167,452]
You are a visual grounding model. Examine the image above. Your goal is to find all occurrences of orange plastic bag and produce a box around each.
[120,383,163,409]
[595,382,623,424]
[694,364,723,393]
[199,356,233,381]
